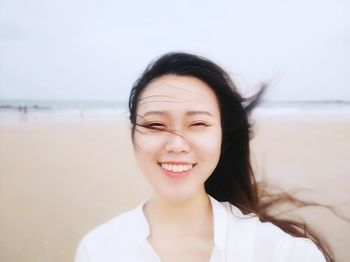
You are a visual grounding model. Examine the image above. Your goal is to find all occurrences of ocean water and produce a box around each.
[0,99,129,123]
[0,99,128,110]
[1,99,350,123]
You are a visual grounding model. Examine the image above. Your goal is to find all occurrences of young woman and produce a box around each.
[76,52,331,261]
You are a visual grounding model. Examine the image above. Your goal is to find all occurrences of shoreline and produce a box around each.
[1,104,350,124]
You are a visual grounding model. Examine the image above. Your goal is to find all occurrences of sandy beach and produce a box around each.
[1,107,350,262]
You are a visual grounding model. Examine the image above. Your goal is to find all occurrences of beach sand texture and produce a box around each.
[1,109,349,262]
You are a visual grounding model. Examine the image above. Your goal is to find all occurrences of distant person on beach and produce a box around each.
[75,53,331,261]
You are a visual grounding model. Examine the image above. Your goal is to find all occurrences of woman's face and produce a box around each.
[133,75,222,202]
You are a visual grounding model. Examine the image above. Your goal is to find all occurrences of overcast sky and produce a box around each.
[0,0,349,102]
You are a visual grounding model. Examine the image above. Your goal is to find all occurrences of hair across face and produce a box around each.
[133,75,222,202]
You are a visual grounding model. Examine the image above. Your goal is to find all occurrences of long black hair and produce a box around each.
[128,52,333,261]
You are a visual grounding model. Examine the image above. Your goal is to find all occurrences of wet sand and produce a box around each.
[1,108,349,261]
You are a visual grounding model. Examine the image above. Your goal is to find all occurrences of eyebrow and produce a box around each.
[141,110,214,117]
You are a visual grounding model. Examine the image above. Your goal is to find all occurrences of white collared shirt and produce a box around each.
[75,196,326,261]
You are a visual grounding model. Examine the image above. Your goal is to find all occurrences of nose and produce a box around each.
[164,132,190,154]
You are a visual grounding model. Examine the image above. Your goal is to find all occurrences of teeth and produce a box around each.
[161,163,193,173]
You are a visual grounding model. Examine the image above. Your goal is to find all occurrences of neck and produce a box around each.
[144,190,213,235]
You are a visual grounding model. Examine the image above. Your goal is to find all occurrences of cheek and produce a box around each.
[190,128,222,158]
[133,132,165,157]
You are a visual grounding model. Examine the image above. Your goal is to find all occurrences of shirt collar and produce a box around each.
[132,198,150,245]
[208,195,229,252]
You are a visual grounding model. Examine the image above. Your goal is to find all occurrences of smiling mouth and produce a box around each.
[160,163,194,173]
[158,162,196,179]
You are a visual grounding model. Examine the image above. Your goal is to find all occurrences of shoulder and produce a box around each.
[75,206,143,262]
[252,220,325,261]
[277,236,326,261]
[82,208,136,245]
[220,201,326,261]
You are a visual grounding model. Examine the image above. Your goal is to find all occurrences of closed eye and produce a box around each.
[147,122,165,127]
[143,122,167,131]
[190,122,210,127]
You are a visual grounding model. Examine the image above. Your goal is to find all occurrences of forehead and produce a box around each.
[137,75,219,114]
